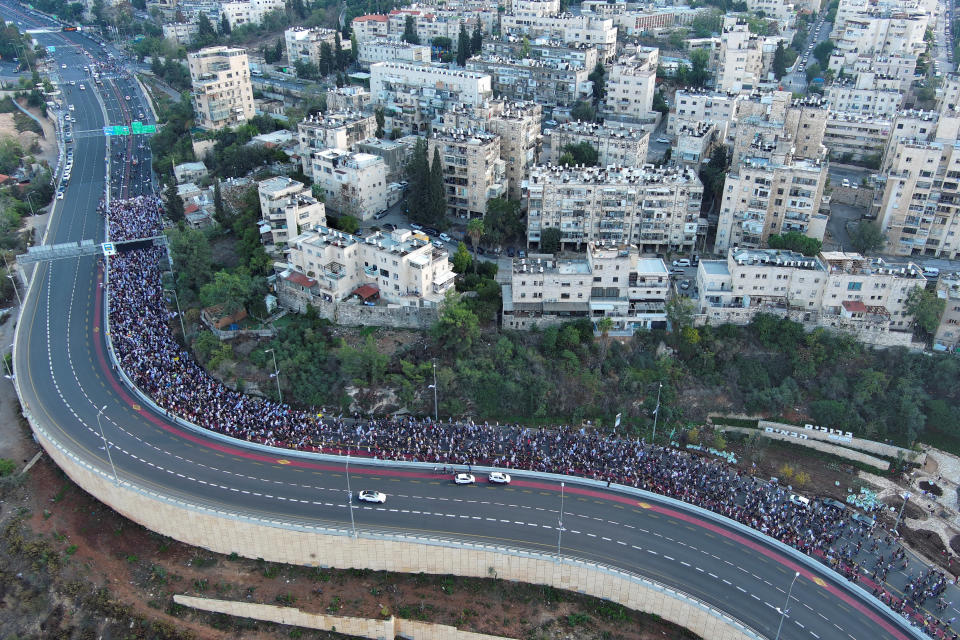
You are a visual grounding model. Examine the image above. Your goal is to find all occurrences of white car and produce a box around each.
[439,232,452,243]
[56,191,64,200]
[656,136,670,144]
[672,258,691,267]
[488,472,511,484]
[454,473,476,485]
[357,490,386,504]
[61,64,67,69]
[68,104,75,111]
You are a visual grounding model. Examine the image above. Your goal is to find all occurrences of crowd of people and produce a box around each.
[103,197,956,638]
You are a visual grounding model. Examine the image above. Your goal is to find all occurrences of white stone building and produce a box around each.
[605,49,658,120]
[220,0,285,29]
[257,176,327,253]
[500,13,618,61]
[297,112,378,167]
[285,27,348,68]
[544,120,649,168]
[357,40,431,69]
[188,46,255,131]
[428,129,507,220]
[308,149,389,220]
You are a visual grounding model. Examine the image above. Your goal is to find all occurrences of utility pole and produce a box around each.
[264,348,282,403]
[557,482,565,557]
[346,451,356,537]
[651,382,663,444]
[164,289,186,340]
[774,572,800,640]
[96,405,119,485]
[894,492,911,534]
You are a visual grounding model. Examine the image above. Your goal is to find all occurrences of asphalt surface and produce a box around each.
[1,6,942,640]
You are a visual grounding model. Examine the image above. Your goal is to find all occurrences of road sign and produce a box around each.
[101,243,116,256]
[47,46,56,53]
[131,121,156,134]
[103,126,113,135]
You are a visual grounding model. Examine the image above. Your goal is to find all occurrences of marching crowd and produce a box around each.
[104,197,957,637]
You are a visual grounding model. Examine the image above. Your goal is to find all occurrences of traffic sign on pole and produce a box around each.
[102,243,116,256]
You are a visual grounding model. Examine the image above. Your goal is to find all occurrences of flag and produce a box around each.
[614,413,622,428]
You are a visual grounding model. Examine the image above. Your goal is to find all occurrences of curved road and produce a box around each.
[4,7,934,640]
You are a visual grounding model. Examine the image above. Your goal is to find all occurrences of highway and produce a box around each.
[1,6,943,640]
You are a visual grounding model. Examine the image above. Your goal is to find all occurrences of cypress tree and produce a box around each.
[456,24,470,66]
[429,147,446,225]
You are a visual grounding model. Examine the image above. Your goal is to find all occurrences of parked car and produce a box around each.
[454,473,475,485]
[679,279,691,290]
[488,472,511,484]
[410,223,423,231]
[423,227,440,237]
[432,240,444,249]
[821,498,846,511]
[851,512,875,527]
[439,232,452,243]
[656,137,670,144]
[374,210,388,219]
[382,223,396,232]
[357,490,386,504]
[507,247,516,257]
[518,250,526,258]
[672,258,691,267]
[669,268,684,276]
[789,493,811,508]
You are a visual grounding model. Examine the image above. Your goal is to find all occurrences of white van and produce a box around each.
[923,267,940,278]
[789,493,811,508]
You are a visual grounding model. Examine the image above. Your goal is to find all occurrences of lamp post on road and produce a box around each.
[25,191,39,217]
[163,288,186,340]
[557,482,565,557]
[346,451,357,537]
[96,404,119,486]
[264,348,282,403]
[894,492,912,534]
[774,571,800,640]
[427,361,438,422]
[651,382,663,445]
[6,274,23,309]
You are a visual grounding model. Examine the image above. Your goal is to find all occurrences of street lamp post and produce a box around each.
[96,404,119,485]
[346,451,356,537]
[7,274,23,308]
[651,382,663,445]
[427,361,438,422]
[164,289,187,340]
[557,482,565,557]
[894,492,912,534]
[25,192,39,217]
[774,572,800,640]
[264,348,282,403]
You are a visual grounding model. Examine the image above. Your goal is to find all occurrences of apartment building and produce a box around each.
[356,136,418,181]
[485,102,543,202]
[483,36,599,73]
[937,73,960,114]
[297,112,378,166]
[307,149,389,220]
[829,9,928,72]
[605,49,658,120]
[466,55,591,107]
[500,13,618,61]
[934,273,960,352]
[286,226,455,306]
[544,120,649,167]
[386,8,465,44]
[428,129,507,219]
[823,112,892,162]
[727,92,828,166]
[608,6,708,35]
[188,46,255,131]
[284,27,348,67]
[511,0,560,17]
[845,54,918,92]
[326,86,371,113]
[880,110,940,171]
[257,176,326,253]
[357,40,431,69]
[163,21,198,45]
[669,89,739,137]
[525,164,704,253]
[502,243,670,332]
[745,0,796,20]
[675,122,719,169]
[351,14,389,42]
[717,18,764,93]
[369,62,493,134]
[697,248,927,345]
[825,77,905,119]
[220,0,284,29]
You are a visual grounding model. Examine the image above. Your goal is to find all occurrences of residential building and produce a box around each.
[727,91,828,166]
[174,161,208,184]
[482,36,599,73]
[220,0,285,29]
[828,7,928,73]
[297,112,378,167]
[675,122,719,169]
[386,8,476,45]
[525,164,705,253]
[934,273,960,352]
[824,76,905,118]
[697,248,928,346]
[285,27,348,68]
[717,17,764,93]
[880,110,940,171]
[485,102,543,202]
[257,176,327,253]
[823,112,892,162]
[326,86,372,113]
[744,0,796,20]
[466,54,591,107]
[544,120,649,167]
[605,49,658,120]
[511,0,560,17]
[163,21,198,45]
[845,54,918,92]
[285,226,455,307]
[356,136,418,181]
[307,148,389,220]
[351,14,389,42]
[187,46,255,131]
[357,39,431,69]
[370,62,492,134]
[669,89,739,137]
[428,128,507,219]
[500,13,618,61]
[502,243,670,332]
[937,73,960,114]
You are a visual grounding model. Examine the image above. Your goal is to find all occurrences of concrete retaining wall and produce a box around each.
[277,285,439,330]
[718,426,890,470]
[31,424,760,640]
[173,595,517,640]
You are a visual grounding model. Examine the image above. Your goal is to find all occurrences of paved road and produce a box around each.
[2,6,945,640]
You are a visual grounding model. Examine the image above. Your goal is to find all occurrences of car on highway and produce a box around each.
[655,136,670,144]
[453,473,476,485]
[56,190,64,200]
[488,472,511,484]
[68,104,75,111]
[61,63,66,69]
[79,83,85,90]
[356,490,386,504]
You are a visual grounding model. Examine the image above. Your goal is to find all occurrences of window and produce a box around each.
[847,282,862,291]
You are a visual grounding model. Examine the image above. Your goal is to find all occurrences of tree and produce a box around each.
[849,220,886,254]
[560,142,599,166]
[540,227,562,253]
[375,106,385,139]
[432,290,480,353]
[772,42,787,80]
[350,33,359,62]
[456,24,470,66]
[484,197,524,247]
[194,12,216,47]
[402,16,420,45]
[588,62,606,106]
[335,31,347,71]
[220,12,231,35]
[199,268,263,315]
[570,100,595,122]
[319,42,334,76]
[813,40,835,68]
[596,316,614,362]
[665,295,694,345]
[273,39,283,64]
[452,241,472,273]
[213,179,227,225]
[466,218,484,273]
[652,91,669,116]
[167,226,212,294]
[690,49,710,87]
[905,285,946,337]
[432,36,452,51]
[429,147,447,226]
[406,137,431,224]
[164,181,184,223]
[767,231,821,256]
[471,21,483,54]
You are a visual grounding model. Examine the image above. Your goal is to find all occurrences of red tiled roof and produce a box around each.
[184,203,200,214]
[842,300,867,313]
[352,284,380,300]
[354,14,388,21]
[285,272,317,288]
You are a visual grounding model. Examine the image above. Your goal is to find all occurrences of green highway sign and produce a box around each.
[131,121,156,134]
[103,124,156,137]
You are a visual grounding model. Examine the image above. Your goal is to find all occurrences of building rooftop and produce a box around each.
[701,260,730,276]
[731,248,824,271]
[529,163,700,186]
[636,258,668,274]
[512,256,591,275]
[550,120,649,140]
[259,176,305,196]
[432,128,500,145]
